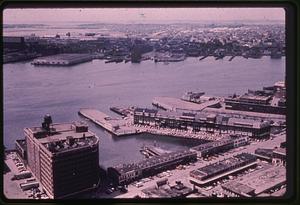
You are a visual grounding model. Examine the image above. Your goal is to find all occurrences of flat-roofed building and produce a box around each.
[223,165,286,196]
[224,84,286,115]
[191,135,248,157]
[24,115,100,199]
[221,181,255,197]
[189,153,257,186]
[108,150,197,186]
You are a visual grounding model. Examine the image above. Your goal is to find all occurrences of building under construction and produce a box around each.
[24,115,100,199]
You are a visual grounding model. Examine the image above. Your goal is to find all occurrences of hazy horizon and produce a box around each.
[3,8,285,24]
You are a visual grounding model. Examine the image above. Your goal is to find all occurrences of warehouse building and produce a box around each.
[190,135,248,157]
[224,83,286,115]
[221,181,256,197]
[254,147,286,164]
[108,150,197,186]
[24,115,100,199]
[189,153,257,186]
[133,108,271,138]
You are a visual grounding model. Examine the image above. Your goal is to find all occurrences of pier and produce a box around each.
[140,145,171,158]
[78,108,222,141]
[78,108,138,136]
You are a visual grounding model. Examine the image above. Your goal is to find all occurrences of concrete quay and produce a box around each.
[78,108,223,141]
[78,108,138,136]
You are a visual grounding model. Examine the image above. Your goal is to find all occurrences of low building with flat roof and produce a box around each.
[189,153,257,186]
[224,165,286,196]
[221,181,255,197]
[190,135,248,157]
[108,150,197,186]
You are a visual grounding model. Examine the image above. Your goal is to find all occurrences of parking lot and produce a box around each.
[4,151,49,199]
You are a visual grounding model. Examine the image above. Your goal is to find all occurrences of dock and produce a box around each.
[78,108,138,136]
[78,108,222,141]
[140,145,171,158]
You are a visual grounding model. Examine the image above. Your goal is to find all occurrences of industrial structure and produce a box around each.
[24,115,100,199]
[133,108,271,138]
[107,150,197,186]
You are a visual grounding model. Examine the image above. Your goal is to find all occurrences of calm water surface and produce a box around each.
[3,56,285,168]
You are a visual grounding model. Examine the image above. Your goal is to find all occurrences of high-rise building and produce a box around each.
[24,115,100,199]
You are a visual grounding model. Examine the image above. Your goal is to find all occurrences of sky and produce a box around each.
[3,8,285,24]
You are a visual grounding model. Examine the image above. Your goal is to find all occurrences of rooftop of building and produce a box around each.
[113,150,196,174]
[273,147,286,156]
[24,116,98,154]
[255,148,274,157]
[236,165,286,194]
[226,117,270,129]
[134,107,270,128]
[191,136,233,152]
[137,150,196,170]
[190,153,256,177]
[222,181,255,195]
[141,183,193,198]
[240,94,271,100]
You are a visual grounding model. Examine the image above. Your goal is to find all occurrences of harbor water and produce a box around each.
[3,56,285,168]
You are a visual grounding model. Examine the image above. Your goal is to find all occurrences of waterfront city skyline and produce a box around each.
[4,8,285,24]
[3,6,287,200]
